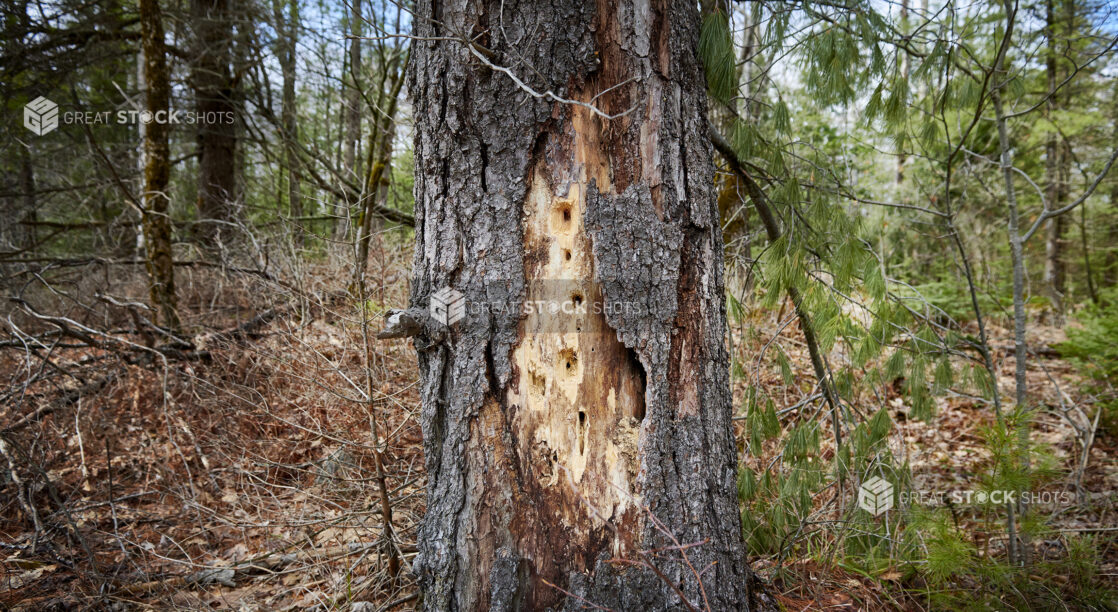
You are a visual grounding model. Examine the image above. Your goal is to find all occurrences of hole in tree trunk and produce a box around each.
[578,410,586,454]
[559,349,578,378]
[627,347,646,421]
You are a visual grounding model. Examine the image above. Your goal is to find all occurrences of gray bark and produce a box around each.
[407,1,767,610]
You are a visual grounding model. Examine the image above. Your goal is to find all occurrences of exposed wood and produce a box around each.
[408,1,769,609]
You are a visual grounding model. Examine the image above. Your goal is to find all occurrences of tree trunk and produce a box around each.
[1043,0,1067,317]
[991,2,1030,566]
[273,0,302,248]
[1107,79,1118,290]
[192,0,238,247]
[896,0,909,184]
[354,49,405,287]
[342,0,363,179]
[336,0,363,239]
[15,145,37,252]
[408,1,766,609]
[139,0,178,331]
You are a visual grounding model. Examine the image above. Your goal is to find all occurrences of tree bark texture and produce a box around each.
[408,1,765,610]
[139,0,178,331]
[192,0,238,245]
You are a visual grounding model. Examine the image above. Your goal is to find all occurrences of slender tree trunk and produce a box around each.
[192,0,238,247]
[896,0,909,184]
[1080,198,1097,304]
[1104,59,1118,289]
[273,0,302,248]
[135,45,147,259]
[354,50,405,286]
[737,3,760,291]
[1044,187,1068,314]
[740,2,762,123]
[15,146,37,252]
[992,2,1031,567]
[342,0,363,178]
[336,0,363,240]
[232,11,253,212]
[991,7,1028,414]
[1043,0,1067,317]
[993,84,1028,566]
[139,0,178,331]
[408,2,767,609]
[992,100,1028,401]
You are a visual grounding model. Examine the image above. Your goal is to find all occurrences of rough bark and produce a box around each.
[1044,179,1068,313]
[408,1,767,610]
[191,0,238,247]
[139,0,178,331]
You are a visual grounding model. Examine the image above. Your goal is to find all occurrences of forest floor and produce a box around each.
[743,315,1117,610]
[1,261,1114,610]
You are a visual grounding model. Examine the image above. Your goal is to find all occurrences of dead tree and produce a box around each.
[403,1,769,609]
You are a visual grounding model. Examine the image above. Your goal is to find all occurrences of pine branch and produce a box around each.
[709,125,843,439]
